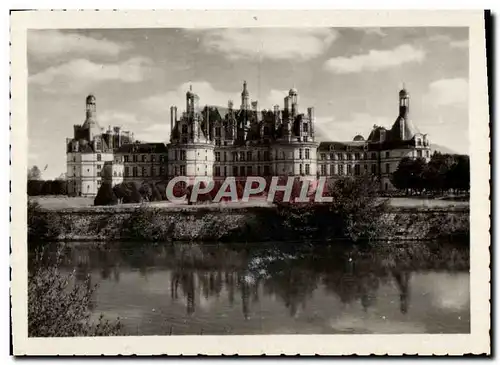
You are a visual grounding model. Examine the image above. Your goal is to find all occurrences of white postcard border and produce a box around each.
[10,9,490,355]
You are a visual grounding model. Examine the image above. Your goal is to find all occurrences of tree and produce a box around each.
[27,166,42,180]
[94,182,118,206]
[114,182,143,204]
[28,248,122,337]
[391,157,427,195]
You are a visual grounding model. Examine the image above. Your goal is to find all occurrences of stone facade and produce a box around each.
[66,84,431,196]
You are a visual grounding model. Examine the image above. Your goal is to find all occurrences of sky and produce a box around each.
[27,27,469,179]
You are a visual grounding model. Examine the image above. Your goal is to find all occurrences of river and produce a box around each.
[36,241,470,335]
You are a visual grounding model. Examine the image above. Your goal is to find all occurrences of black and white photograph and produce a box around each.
[10,9,490,356]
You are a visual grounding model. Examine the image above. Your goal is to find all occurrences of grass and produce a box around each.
[30,195,469,212]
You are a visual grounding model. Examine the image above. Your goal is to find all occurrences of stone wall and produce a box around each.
[30,204,469,243]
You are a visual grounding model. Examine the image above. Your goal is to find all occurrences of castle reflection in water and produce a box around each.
[55,241,468,325]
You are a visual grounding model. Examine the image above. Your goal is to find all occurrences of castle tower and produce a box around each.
[241,81,250,110]
[399,87,409,119]
[398,87,410,140]
[85,94,97,122]
[82,94,102,141]
[289,88,298,117]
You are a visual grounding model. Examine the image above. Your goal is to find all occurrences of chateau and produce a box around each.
[66,82,431,197]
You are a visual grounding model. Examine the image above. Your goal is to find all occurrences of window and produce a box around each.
[151,155,156,162]
[179,165,186,175]
[338,165,344,176]
[257,151,261,161]
[264,151,270,161]
[347,165,352,175]
[180,150,186,161]
[299,164,303,175]
[299,149,303,159]
[426,150,430,158]
[355,153,360,160]
[264,126,270,135]
[282,151,286,160]
[98,180,101,186]
[264,165,270,176]
[133,155,137,162]
[385,163,390,174]
[223,152,227,162]
[321,164,327,175]
[247,166,252,176]
[233,166,238,176]
[303,123,309,133]
[371,164,376,174]
[305,148,310,159]
[175,166,179,175]
[305,164,310,175]
[97,154,101,161]
[182,137,188,144]
[216,139,221,146]
[247,151,252,161]
[385,151,390,158]
[304,137,308,142]
[240,152,245,161]
[174,150,178,160]
[142,155,147,162]
[215,152,221,162]
[338,153,343,161]
[215,166,220,176]
[182,124,188,134]
[330,164,335,175]
[364,164,368,172]
[125,167,130,176]
[73,156,76,162]
[354,164,361,176]
[417,150,423,158]
[216,127,221,137]
[257,166,261,175]
[371,152,377,160]
[321,153,326,160]
[233,152,238,161]
[223,166,227,176]
[97,164,102,170]
[160,155,166,162]
[132,167,138,177]
[142,167,147,177]
[240,166,246,176]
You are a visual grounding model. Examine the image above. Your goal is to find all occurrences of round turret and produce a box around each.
[289,88,298,96]
[86,94,96,104]
[353,134,364,141]
[399,88,409,98]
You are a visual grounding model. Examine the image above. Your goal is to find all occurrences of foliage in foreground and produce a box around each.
[28,248,122,337]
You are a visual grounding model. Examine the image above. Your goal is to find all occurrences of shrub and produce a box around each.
[28,201,62,242]
[94,182,118,206]
[124,206,175,241]
[114,182,143,204]
[28,248,122,337]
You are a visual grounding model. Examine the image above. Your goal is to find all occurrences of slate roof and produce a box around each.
[116,143,168,154]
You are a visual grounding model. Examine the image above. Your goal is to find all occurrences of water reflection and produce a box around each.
[41,241,470,335]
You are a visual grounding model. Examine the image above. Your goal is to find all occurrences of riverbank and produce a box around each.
[29,202,469,243]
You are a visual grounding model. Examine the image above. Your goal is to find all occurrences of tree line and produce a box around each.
[390,152,469,195]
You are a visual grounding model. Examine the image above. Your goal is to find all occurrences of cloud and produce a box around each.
[315,113,392,142]
[450,39,469,49]
[99,111,143,129]
[134,123,171,143]
[197,28,338,61]
[142,81,239,114]
[28,30,132,59]
[323,44,425,74]
[29,57,155,93]
[426,78,468,106]
[360,27,387,37]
